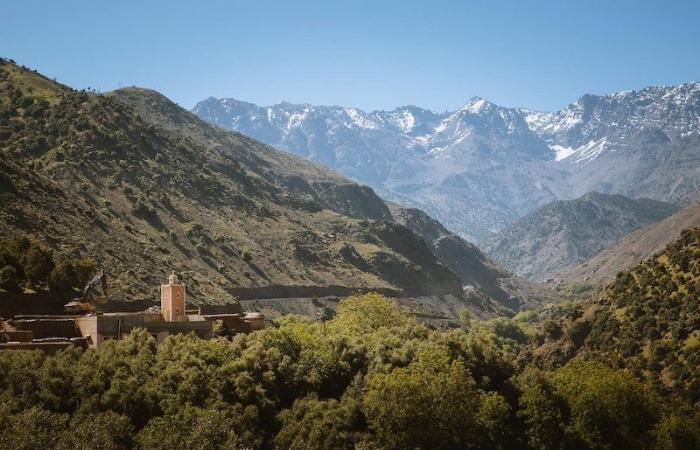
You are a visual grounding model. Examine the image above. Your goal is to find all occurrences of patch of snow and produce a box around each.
[432,119,450,134]
[551,138,609,164]
[344,108,379,129]
[465,98,487,113]
[287,107,310,132]
[386,109,417,133]
[428,144,449,154]
[550,144,576,161]
[573,137,608,163]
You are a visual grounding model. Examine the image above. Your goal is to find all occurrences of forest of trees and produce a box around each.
[1,293,698,449]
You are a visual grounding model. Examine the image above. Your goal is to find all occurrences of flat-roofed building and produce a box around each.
[1,273,261,351]
[75,312,212,347]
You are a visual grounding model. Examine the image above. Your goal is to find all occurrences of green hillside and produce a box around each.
[526,228,700,404]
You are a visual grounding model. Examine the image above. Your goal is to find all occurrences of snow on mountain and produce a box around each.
[193,81,700,241]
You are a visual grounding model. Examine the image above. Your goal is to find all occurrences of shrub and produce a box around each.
[0,265,20,291]
[566,319,591,347]
[458,308,472,329]
[542,320,563,340]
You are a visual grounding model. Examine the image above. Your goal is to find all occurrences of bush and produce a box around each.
[566,319,591,346]
[542,320,563,340]
[0,265,20,291]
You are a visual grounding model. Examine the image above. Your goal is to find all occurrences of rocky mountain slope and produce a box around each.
[194,82,700,242]
[0,60,550,317]
[561,202,700,284]
[483,192,679,281]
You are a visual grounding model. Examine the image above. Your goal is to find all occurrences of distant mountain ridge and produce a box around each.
[482,192,679,281]
[560,201,700,284]
[194,82,700,241]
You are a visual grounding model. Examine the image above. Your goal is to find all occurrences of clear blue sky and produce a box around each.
[2,0,699,112]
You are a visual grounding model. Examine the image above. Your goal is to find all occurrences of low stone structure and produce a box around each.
[0,274,263,351]
[75,312,213,347]
[203,312,266,334]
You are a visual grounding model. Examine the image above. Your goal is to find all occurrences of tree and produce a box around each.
[72,257,97,288]
[135,405,249,450]
[458,308,472,329]
[517,367,578,450]
[59,411,134,450]
[542,320,563,340]
[329,293,413,336]
[0,406,68,450]
[653,413,700,450]
[48,261,78,292]
[552,359,661,449]
[22,243,54,285]
[275,395,368,450]
[0,235,30,278]
[362,347,485,449]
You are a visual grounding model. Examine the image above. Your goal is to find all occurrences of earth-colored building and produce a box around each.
[0,274,264,351]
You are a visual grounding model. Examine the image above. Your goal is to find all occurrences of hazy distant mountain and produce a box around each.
[560,202,700,284]
[194,82,700,242]
[482,192,679,281]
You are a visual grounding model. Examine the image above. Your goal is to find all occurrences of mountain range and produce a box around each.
[483,192,679,281]
[0,59,554,319]
[193,82,700,242]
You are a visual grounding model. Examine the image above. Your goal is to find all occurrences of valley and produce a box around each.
[484,192,680,281]
[3,2,700,449]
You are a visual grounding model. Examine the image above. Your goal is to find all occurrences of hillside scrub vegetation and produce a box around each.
[1,292,698,449]
[524,228,700,408]
[0,235,97,293]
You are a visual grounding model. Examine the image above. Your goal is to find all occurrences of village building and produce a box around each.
[0,274,264,351]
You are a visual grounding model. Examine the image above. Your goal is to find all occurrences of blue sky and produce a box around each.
[2,0,699,112]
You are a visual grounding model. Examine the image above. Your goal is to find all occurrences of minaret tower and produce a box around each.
[161,272,185,321]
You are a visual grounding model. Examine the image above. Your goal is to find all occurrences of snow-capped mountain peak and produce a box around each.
[461,96,492,114]
[193,81,700,241]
